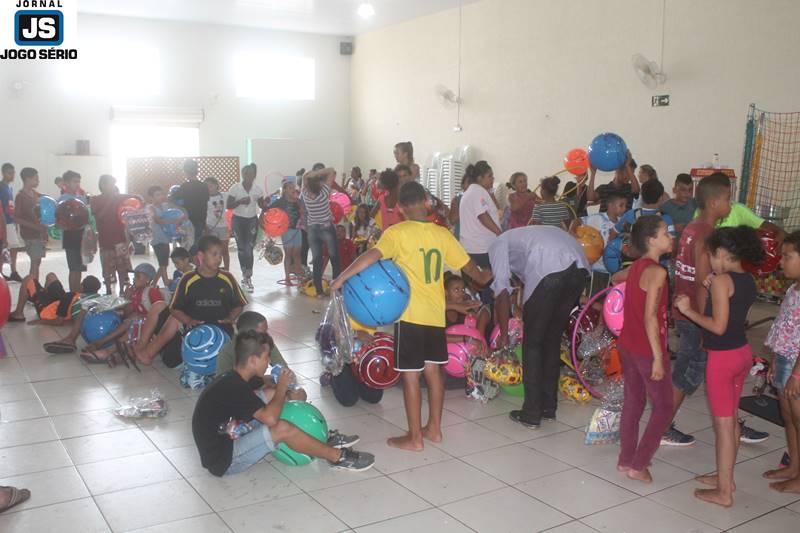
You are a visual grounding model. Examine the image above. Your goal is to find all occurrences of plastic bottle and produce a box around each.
[269,364,300,390]
[712,153,720,169]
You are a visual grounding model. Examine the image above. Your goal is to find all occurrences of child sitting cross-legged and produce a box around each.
[192,331,375,476]
[42,264,165,361]
[134,235,248,366]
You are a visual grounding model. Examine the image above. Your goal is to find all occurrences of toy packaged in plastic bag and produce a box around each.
[218,417,254,440]
[585,379,624,444]
[81,294,129,313]
[113,389,167,418]
[316,291,354,375]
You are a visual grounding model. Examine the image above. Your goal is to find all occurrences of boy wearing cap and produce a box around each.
[42,263,165,363]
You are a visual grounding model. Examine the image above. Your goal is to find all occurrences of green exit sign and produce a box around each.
[652,95,670,107]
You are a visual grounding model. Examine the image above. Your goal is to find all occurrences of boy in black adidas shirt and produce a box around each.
[134,235,247,365]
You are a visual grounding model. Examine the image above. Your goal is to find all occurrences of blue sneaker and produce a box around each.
[660,425,696,446]
[739,420,769,444]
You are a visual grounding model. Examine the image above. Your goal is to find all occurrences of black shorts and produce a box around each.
[393,321,447,372]
[152,243,170,267]
[65,246,83,273]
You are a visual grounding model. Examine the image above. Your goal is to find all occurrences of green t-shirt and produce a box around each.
[693,202,764,229]
[215,339,287,376]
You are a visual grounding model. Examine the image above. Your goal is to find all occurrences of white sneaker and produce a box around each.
[243,278,254,293]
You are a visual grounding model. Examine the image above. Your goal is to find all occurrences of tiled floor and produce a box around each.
[1,249,799,532]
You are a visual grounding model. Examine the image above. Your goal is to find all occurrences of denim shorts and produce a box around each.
[224,419,275,476]
[282,228,302,249]
[772,354,799,398]
[672,320,707,396]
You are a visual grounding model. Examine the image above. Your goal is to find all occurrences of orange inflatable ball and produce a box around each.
[117,197,143,222]
[564,148,590,176]
[262,208,290,238]
[575,225,604,264]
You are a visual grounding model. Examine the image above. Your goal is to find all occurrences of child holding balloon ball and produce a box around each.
[148,185,189,288]
[332,181,492,451]
[269,181,303,283]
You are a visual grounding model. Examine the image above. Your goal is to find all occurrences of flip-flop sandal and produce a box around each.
[80,349,111,366]
[0,486,31,514]
[44,341,77,354]
[116,341,141,373]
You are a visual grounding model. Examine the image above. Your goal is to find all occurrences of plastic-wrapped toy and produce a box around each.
[259,238,284,265]
[484,348,523,385]
[465,357,500,403]
[751,357,771,406]
[489,317,524,349]
[218,418,254,440]
[113,389,167,418]
[317,291,355,375]
[559,375,591,402]
[122,208,152,246]
[585,379,624,445]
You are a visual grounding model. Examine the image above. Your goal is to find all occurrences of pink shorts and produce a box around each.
[705,345,752,417]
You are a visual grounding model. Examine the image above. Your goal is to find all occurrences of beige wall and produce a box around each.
[350,0,800,192]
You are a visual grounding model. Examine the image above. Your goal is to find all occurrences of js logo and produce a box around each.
[15,10,63,46]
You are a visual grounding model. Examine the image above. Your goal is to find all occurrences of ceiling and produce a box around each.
[78,0,479,36]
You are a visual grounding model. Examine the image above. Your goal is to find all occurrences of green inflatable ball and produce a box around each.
[500,345,524,397]
[48,226,62,240]
[272,401,329,466]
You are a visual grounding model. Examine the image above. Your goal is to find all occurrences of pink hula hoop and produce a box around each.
[570,285,613,399]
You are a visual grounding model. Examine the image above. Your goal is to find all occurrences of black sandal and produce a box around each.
[0,486,31,514]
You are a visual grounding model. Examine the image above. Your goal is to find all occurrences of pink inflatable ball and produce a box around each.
[603,282,626,336]
[444,322,488,378]
[489,318,524,349]
[330,191,352,213]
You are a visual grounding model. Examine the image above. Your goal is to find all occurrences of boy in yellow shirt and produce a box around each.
[332,182,492,451]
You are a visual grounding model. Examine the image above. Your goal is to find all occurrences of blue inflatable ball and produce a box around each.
[273,401,329,466]
[588,133,628,172]
[37,196,57,226]
[342,260,410,327]
[81,311,123,348]
[603,235,625,273]
[182,324,230,376]
[160,208,184,239]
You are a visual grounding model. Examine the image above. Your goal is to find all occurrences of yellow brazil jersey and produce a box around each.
[374,220,470,327]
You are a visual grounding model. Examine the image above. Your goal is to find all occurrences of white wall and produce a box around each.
[350,0,800,191]
[0,14,351,197]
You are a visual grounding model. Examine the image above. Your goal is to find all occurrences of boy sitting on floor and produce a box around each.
[43,264,164,362]
[192,331,374,476]
[9,274,101,325]
[134,235,248,366]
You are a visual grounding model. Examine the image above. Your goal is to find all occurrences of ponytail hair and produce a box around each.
[462,160,492,187]
[394,141,414,162]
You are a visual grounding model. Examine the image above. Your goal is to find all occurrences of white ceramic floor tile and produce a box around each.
[51,409,133,439]
[128,513,233,533]
[0,357,28,385]
[550,400,601,429]
[647,480,781,530]
[0,398,47,422]
[444,486,572,532]
[724,456,800,505]
[475,413,572,442]
[32,375,103,398]
[95,478,212,531]
[583,498,720,533]
[544,521,600,533]
[0,440,73,477]
[438,396,518,421]
[19,354,93,381]
[729,508,800,532]
[40,389,120,416]
[0,383,37,403]
[187,461,302,512]
[77,451,182,495]
[220,493,347,533]
[0,466,89,513]
[62,427,156,465]
[376,405,466,430]
[0,417,58,448]
[524,429,621,467]
[517,469,638,518]
[429,421,514,457]
[654,440,721,475]
[163,445,209,478]
[310,476,430,528]
[307,396,370,422]
[355,509,472,533]
[462,443,572,484]
[389,459,505,506]
[140,419,196,450]
[672,407,714,434]
[0,498,110,533]
[580,457,695,496]
[271,455,383,491]
[357,438,453,475]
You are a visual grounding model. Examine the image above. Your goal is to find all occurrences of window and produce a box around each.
[234,52,315,100]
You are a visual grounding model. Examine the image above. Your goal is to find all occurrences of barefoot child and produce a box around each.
[331,182,492,451]
[676,227,762,506]
[617,215,674,483]
[763,230,800,493]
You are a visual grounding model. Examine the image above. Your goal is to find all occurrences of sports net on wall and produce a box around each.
[126,156,240,197]
[739,104,800,231]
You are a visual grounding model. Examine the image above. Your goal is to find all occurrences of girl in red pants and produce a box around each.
[617,215,674,483]
[675,226,762,507]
